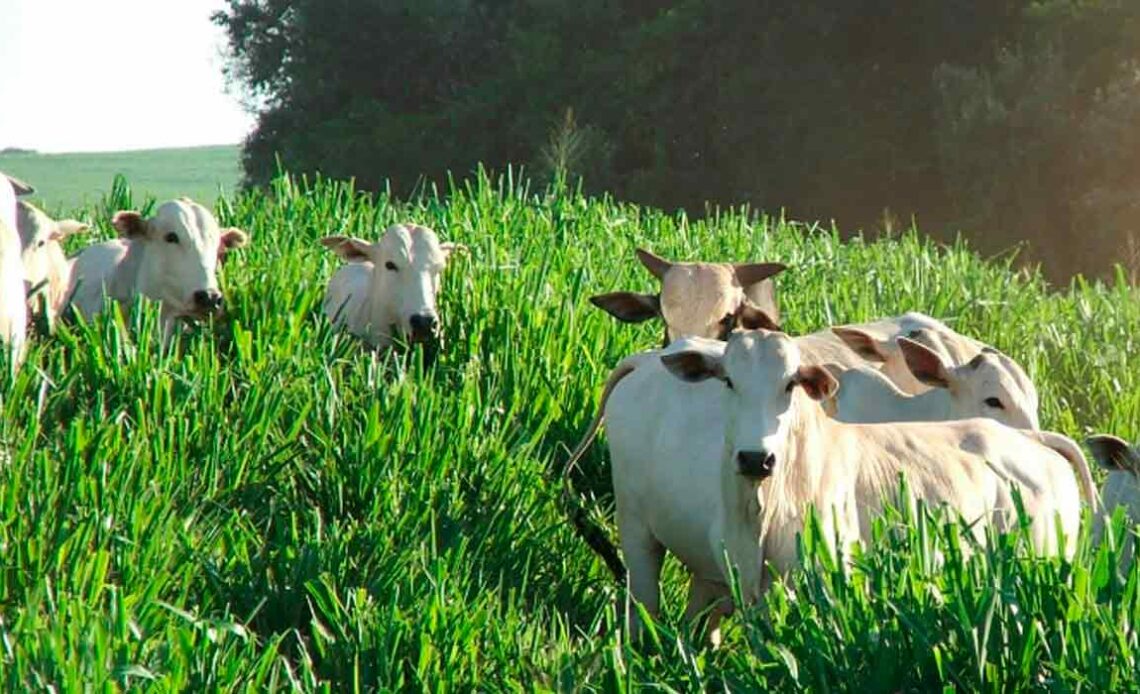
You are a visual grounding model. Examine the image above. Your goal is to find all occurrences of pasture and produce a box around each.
[0,145,241,213]
[2,170,1139,689]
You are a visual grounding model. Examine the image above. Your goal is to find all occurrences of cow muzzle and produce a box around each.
[737,450,776,480]
[407,312,439,343]
[192,289,225,314]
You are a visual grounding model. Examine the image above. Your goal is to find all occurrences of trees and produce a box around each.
[216,0,1140,280]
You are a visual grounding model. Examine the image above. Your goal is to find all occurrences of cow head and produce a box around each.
[113,198,248,319]
[897,335,1040,430]
[590,248,785,344]
[321,224,463,344]
[661,330,837,482]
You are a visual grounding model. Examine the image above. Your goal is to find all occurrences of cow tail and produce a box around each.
[1033,431,1100,514]
[561,355,642,585]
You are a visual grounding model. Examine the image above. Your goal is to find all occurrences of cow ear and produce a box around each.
[220,227,249,252]
[736,303,780,331]
[52,220,89,241]
[733,261,786,287]
[636,248,673,281]
[795,364,839,401]
[898,336,952,389]
[112,211,149,239]
[440,241,468,261]
[321,235,373,261]
[589,292,660,323]
[832,327,888,363]
[661,347,726,384]
[1087,435,1140,473]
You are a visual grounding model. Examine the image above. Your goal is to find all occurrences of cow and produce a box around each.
[566,330,1094,644]
[1086,434,1140,566]
[826,332,1039,430]
[320,224,464,349]
[67,198,248,332]
[17,201,88,329]
[656,330,1093,633]
[0,174,26,370]
[589,248,786,344]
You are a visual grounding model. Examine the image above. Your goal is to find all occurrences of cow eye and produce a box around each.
[164,232,179,244]
[385,261,398,272]
[984,397,1004,409]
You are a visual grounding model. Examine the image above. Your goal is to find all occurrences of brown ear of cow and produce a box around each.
[320,235,372,262]
[795,364,839,401]
[111,211,148,239]
[831,327,887,363]
[52,220,90,240]
[220,227,249,251]
[589,292,661,323]
[1087,435,1140,474]
[661,350,726,383]
[734,261,787,287]
[635,248,674,281]
[897,336,952,389]
[736,304,780,331]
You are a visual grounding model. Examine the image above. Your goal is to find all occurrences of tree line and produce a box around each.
[215,0,1140,282]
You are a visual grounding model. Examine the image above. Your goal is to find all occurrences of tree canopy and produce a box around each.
[215,0,1140,281]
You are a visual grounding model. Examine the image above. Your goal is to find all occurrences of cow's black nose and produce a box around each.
[193,289,224,311]
[408,313,438,340]
[737,450,776,480]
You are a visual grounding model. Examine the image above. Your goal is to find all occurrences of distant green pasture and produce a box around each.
[0,145,241,213]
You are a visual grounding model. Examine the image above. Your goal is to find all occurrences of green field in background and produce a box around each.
[0,145,241,213]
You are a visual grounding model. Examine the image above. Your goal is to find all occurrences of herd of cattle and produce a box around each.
[1,172,1139,645]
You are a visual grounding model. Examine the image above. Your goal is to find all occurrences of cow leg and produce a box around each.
[684,577,733,647]
[619,521,664,642]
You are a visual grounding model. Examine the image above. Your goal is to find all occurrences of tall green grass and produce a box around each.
[0,170,1137,689]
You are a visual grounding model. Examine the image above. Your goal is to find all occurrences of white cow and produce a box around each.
[321,224,464,348]
[590,248,786,344]
[659,331,1092,616]
[827,333,1040,429]
[68,198,248,330]
[569,330,1093,643]
[0,175,26,370]
[17,201,88,329]
[1087,434,1140,565]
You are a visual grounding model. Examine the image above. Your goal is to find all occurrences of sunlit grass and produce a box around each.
[0,169,1137,689]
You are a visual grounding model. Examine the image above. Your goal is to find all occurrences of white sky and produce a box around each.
[0,0,255,153]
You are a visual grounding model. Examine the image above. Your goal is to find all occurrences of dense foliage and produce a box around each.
[1,172,1138,688]
[215,0,1140,281]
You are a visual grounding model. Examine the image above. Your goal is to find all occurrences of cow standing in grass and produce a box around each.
[320,224,464,349]
[650,330,1092,640]
[17,201,88,330]
[67,198,248,333]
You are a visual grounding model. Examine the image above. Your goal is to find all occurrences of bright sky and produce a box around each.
[0,0,254,153]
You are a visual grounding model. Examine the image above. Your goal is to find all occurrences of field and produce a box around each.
[0,145,241,213]
[2,170,1140,689]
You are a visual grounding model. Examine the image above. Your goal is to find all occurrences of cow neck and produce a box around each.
[765,391,832,521]
[110,239,147,304]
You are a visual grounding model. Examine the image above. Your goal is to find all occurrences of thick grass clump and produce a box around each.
[0,170,1137,689]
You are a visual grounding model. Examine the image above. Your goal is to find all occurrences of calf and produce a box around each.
[17,201,88,328]
[828,333,1040,429]
[321,224,464,348]
[590,248,786,343]
[68,198,248,330]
